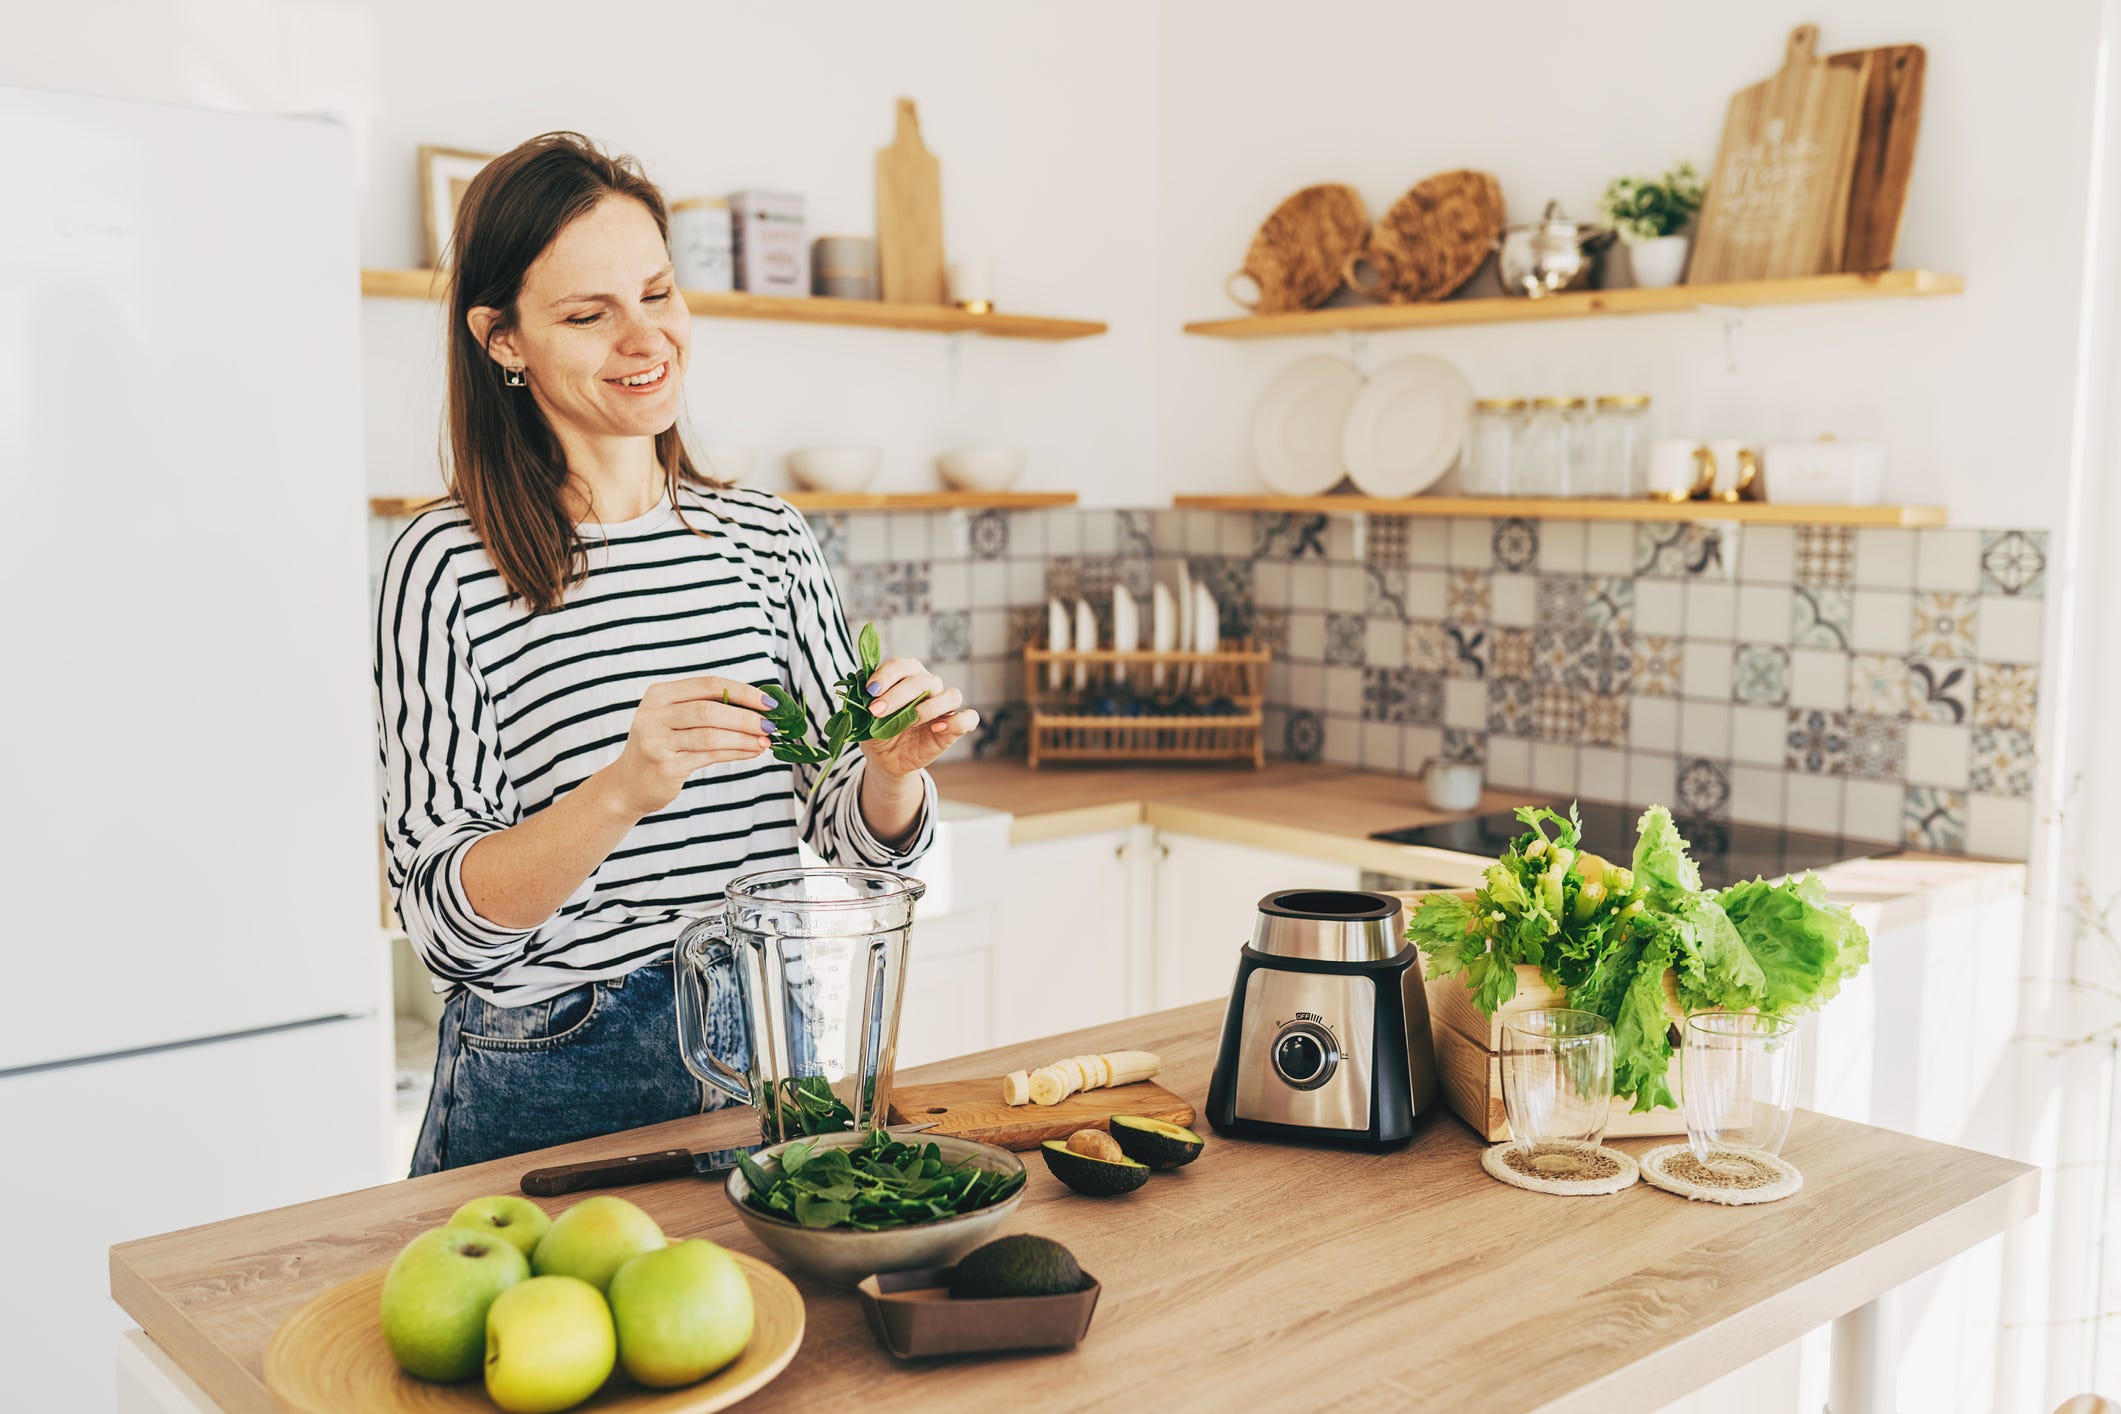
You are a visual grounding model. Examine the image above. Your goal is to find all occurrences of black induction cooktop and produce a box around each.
[1371,801,1881,891]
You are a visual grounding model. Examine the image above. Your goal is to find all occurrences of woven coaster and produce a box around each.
[1641,1144,1803,1205]
[1481,1140,1639,1196]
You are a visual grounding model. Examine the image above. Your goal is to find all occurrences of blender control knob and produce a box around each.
[1271,1022,1338,1090]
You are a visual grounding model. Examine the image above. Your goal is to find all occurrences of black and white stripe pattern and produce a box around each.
[375,485,934,1006]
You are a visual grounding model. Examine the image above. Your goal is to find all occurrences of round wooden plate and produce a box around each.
[264,1251,803,1414]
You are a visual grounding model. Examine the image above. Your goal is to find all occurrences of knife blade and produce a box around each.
[517,1122,941,1198]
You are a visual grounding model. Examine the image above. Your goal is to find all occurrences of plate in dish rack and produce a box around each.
[1339,354,1471,498]
[1249,355,1362,496]
[263,1249,803,1413]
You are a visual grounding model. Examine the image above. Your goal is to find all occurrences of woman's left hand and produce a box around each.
[860,658,980,778]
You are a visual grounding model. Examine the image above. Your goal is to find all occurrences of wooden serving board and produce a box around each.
[1829,42,1926,272]
[886,1078,1194,1151]
[874,97,945,305]
[262,1252,803,1414]
[1688,24,1865,283]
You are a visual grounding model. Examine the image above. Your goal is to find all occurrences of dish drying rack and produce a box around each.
[1020,641,1270,768]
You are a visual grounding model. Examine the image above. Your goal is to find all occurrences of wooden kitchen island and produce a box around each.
[113,1003,2038,1413]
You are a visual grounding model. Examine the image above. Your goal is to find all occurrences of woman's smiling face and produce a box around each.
[490,194,691,443]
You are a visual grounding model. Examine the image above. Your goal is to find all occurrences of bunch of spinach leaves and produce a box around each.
[736,1128,1027,1231]
[755,623,930,797]
[771,1075,857,1137]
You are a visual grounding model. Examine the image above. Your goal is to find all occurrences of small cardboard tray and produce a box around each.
[855,1266,1102,1359]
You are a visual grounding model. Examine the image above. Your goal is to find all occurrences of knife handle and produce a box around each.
[520,1149,695,1198]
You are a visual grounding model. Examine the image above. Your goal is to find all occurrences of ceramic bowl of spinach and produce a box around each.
[725,1129,1028,1288]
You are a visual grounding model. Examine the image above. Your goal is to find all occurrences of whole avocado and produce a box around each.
[948,1234,1084,1300]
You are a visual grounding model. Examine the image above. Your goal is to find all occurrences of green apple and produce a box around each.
[607,1239,755,1387]
[483,1275,615,1413]
[531,1194,664,1291]
[447,1194,552,1259]
[379,1225,529,1382]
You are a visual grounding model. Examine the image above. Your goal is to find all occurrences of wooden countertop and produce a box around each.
[113,1004,2037,1413]
[930,759,1541,882]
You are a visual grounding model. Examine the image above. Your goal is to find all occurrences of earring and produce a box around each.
[503,365,527,387]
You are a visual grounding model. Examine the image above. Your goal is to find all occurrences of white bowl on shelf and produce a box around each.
[787,446,881,493]
[936,445,1024,493]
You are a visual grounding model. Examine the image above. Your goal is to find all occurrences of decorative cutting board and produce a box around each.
[1687,24,1864,283]
[263,1251,803,1414]
[887,1078,1194,1151]
[874,97,945,305]
[1829,41,1926,272]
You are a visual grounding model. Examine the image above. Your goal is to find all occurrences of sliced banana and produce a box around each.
[1001,1069,1031,1105]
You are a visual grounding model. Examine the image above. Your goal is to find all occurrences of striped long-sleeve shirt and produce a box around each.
[374,485,934,1006]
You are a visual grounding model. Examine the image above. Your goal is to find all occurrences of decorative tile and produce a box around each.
[967,509,1009,559]
[1969,725,2035,798]
[810,512,850,565]
[1583,577,1635,633]
[1973,662,2039,731]
[1635,523,1727,578]
[1910,591,1977,658]
[1571,630,1635,697]
[1906,658,1971,724]
[1487,677,1535,736]
[1442,727,1486,765]
[1116,510,1157,560]
[847,562,931,619]
[1676,759,1733,818]
[1582,694,1630,747]
[1006,605,1045,652]
[1980,529,2047,597]
[1903,786,1967,850]
[1490,626,1536,681]
[1189,557,1257,637]
[1364,565,1409,620]
[1732,644,1792,706]
[1629,634,1682,697]
[1533,627,1582,684]
[1406,621,1451,674]
[1537,575,1586,629]
[1444,624,1490,679]
[1445,569,1491,623]
[1533,683,1586,742]
[930,610,970,662]
[969,702,1030,759]
[1492,517,1539,573]
[1795,526,1855,588]
[1848,653,1909,717]
[1358,667,1444,726]
[1325,612,1366,666]
[1365,515,1410,565]
[1786,708,1851,775]
[1791,585,1853,650]
[1253,512,1329,560]
[1283,710,1325,762]
[1845,715,1907,781]
[1255,609,1291,655]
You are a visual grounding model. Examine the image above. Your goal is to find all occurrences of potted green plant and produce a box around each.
[1598,162,1705,288]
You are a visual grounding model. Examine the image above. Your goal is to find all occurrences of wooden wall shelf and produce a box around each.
[1171,493,1946,528]
[1181,270,1964,339]
[361,269,1106,341]
[368,491,1078,518]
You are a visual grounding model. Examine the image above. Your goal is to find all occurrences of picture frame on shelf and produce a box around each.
[417,145,494,269]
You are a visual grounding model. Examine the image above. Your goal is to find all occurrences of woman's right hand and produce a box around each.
[600,676,776,819]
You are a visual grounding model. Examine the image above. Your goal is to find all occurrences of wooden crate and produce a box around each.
[1398,891,1689,1143]
[1022,641,1269,768]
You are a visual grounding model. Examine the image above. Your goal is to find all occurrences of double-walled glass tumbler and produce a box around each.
[1681,1012,1800,1173]
[1500,1007,1615,1178]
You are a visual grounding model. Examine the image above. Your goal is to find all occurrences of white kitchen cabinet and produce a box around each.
[988,827,1146,1048]
[1150,834,1361,1010]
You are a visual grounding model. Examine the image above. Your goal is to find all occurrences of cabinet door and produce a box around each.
[1151,836,1361,1010]
[897,938,993,1070]
[989,829,1137,1048]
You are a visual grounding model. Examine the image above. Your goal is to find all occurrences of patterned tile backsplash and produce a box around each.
[813,507,2048,860]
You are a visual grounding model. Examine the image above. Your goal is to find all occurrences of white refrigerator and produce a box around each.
[0,86,388,1411]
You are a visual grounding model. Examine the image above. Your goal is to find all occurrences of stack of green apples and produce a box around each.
[379,1192,754,1412]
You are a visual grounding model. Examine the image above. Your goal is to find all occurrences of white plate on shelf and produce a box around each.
[1339,354,1472,498]
[1150,581,1176,689]
[1192,581,1219,656]
[1074,599,1096,693]
[1046,597,1069,690]
[1250,355,1363,496]
[1112,584,1139,683]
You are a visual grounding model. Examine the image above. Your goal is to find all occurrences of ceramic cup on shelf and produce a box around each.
[1646,438,1710,502]
[1701,439,1764,502]
[1419,758,1484,812]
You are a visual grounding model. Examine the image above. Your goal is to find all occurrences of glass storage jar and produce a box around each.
[1463,398,1526,497]
[1516,396,1578,498]
[1585,395,1652,498]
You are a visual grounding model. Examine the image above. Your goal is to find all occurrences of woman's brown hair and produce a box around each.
[444,131,717,614]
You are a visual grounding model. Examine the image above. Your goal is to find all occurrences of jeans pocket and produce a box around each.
[458,981,600,1052]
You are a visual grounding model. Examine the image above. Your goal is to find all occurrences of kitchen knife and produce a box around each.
[518,1122,941,1198]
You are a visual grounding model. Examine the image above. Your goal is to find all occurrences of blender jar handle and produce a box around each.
[674,915,752,1108]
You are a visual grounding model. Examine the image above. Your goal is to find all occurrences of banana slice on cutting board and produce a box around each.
[1002,1049,1163,1105]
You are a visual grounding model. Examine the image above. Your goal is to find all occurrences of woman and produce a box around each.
[377,132,977,1175]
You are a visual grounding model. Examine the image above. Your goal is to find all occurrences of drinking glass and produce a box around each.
[1500,1008,1615,1178]
[1682,1012,1800,1173]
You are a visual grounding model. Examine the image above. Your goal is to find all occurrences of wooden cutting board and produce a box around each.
[1687,24,1865,283]
[1829,42,1926,272]
[874,97,945,305]
[887,1078,1195,1151]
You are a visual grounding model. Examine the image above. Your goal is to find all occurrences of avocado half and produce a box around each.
[1039,1139,1150,1196]
[1109,1115,1206,1170]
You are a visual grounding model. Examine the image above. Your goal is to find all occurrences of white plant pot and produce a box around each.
[1626,234,1691,288]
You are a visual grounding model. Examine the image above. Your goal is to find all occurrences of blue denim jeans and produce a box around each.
[409,959,745,1176]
